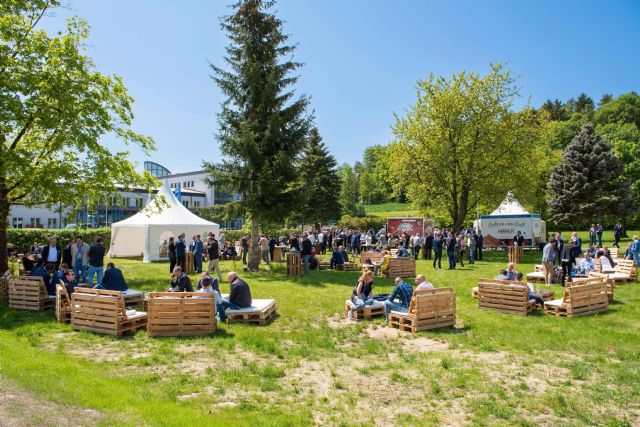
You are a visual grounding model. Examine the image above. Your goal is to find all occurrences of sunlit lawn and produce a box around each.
[0,234,639,426]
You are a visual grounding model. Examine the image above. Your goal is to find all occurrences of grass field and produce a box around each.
[364,203,420,218]
[1,234,639,426]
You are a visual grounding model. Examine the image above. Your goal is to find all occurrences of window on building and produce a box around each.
[192,201,200,207]
[123,197,130,207]
[47,218,58,228]
[135,198,143,207]
[12,217,23,228]
[183,201,189,208]
[30,217,41,227]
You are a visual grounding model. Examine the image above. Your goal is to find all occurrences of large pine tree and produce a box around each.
[547,123,633,225]
[205,0,311,271]
[294,128,340,226]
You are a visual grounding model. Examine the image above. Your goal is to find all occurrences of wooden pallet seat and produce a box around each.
[544,281,608,317]
[225,299,277,325]
[387,258,416,278]
[473,278,554,302]
[477,281,538,316]
[388,288,456,332]
[344,299,385,320]
[55,282,73,323]
[147,292,216,337]
[614,259,636,282]
[122,289,145,306]
[336,262,358,271]
[71,288,147,336]
[8,277,54,311]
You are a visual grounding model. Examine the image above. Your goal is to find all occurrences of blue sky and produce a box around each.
[43,0,640,173]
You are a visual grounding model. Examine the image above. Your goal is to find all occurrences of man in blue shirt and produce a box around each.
[30,261,53,294]
[613,224,622,248]
[96,263,128,292]
[193,234,203,273]
[49,263,68,295]
[384,277,414,321]
[175,234,186,271]
[433,233,443,270]
[632,235,640,267]
[330,245,345,270]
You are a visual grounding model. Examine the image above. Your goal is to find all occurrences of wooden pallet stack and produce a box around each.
[147,292,216,337]
[388,258,416,278]
[508,246,524,264]
[287,253,301,276]
[344,300,385,320]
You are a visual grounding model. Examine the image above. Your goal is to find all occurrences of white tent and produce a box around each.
[473,191,546,247]
[108,182,219,262]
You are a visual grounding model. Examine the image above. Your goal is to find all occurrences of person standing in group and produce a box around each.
[476,230,483,261]
[71,235,89,285]
[632,235,640,267]
[219,232,226,250]
[168,236,177,273]
[259,234,270,265]
[433,233,443,270]
[240,234,249,265]
[542,239,557,285]
[571,232,582,258]
[455,233,464,268]
[87,237,106,287]
[423,232,433,260]
[560,240,575,286]
[189,235,196,253]
[193,234,203,274]
[175,234,186,271]
[41,237,61,271]
[301,233,313,275]
[62,237,73,268]
[318,230,326,254]
[589,224,597,246]
[613,223,622,248]
[413,233,422,260]
[207,235,223,281]
[596,224,603,248]
[467,232,476,265]
[446,232,456,270]
[555,232,564,266]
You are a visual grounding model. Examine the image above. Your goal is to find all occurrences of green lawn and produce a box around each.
[1,243,639,426]
[364,202,420,218]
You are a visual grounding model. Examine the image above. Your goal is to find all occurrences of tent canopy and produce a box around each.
[488,190,530,216]
[108,182,219,262]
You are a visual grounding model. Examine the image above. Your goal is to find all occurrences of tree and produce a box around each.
[294,128,340,226]
[594,92,640,129]
[0,0,155,271]
[389,64,545,230]
[541,99,570,121]
[358,145,394,204]
[547,123,633,225]
[338,164,360,217]
[205,0,311,271]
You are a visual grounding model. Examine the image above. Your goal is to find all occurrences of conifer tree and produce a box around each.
[547,123,633,225]
[205,0,311,271]
[294,128,340,226]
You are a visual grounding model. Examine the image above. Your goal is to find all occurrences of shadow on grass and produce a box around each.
[0,306,57,331]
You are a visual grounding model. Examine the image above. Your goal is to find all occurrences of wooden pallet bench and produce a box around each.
[360,251,384,272]
[8,276,54,311]
[586,273,615,303]
[147,292,216,337]
[318,260,331,270]
[336,262,358,271]
[614,259,636,282]
[472,279,554,302]
[344,299,385,320]
[388,288,456,333]
[478,281,538,316]
[226,299,277,325]
[526,265,546,283]
[544,281,608,318]
[55,282,72,323]
[387,258,416,278]
[71,288,147,336]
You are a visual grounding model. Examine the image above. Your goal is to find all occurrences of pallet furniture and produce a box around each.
[335,262,358,271]
[593,259,631,285]
[544,282,608,318]
[609,247,619,259]
[472,278,554,301]
[388,288,456,332]
[273,246,286,262]
[477,281,538,316]
[147,292,216,337]
[318,260,331,270]
[7,277,54,311]
[344,299,385,320]
[55,282,73,323]
[225,299,277,325]
[583,275,615,303]
[360,251,383,266]
[122,290,146,307]
[614,259,637,282]
[70,288,147,336]
[526,265,546,283]
[184,252,195,274]
[387,258,416,278]
[508,246,524,264]
[287,253,301,276]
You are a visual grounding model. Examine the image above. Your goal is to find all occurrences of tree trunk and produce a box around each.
[248,218,261,271]
[0,196,9,273]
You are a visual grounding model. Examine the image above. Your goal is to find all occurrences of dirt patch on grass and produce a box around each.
[0,378,102,427]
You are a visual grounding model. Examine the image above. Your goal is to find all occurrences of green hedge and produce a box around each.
[7,228,111,253]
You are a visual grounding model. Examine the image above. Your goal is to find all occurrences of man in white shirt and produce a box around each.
[308,232,316,245]
[415,274,434,290]
[41,237,61,270]
[578,252,596,274]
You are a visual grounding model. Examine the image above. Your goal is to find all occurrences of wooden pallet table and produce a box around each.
[226,299,277,325]
[318,260,331,270]
[287,253,301,276]
[508,246,524,264]
[344,299,385,320]
[273,246,286,262]
[184,252,195,274]
[336,262,358,271]
[478,282,537,316]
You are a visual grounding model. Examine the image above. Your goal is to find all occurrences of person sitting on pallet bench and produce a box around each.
[494,269,509,280]
[196,276,222,305]
[515,272,545,306]
[49,263,69,295]
[196,271,219,292]
[506,262,518,281]
[217,271,252,322]
[94,263,129,291]
[396,246,410,258]
[30,260,52,291]
[330,245,345,270]
[61,269,76,297]
[578,251,596,274]
[168,266,193,292]
[347,271,375,321]
[415,274,435,290]
[384,277,413,321]
[372,250,391,276]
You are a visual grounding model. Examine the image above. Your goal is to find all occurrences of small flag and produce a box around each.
[174,186,182,202]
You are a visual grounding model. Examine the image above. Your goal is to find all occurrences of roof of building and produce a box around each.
[166,170,208,179]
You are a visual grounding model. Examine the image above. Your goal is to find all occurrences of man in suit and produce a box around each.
[50,263,68,295]
[560,240,575,287]
[193,234,203,273]
[169,266,193,292]
[217,271,252,321]
[613,223,622,248]
[30,260,52,293]
[446,232,456,270]
[96,262,129,292]
[513,231,524,247]
[175,234,186,271]
[476,230,484,261]
[40,237,61,270]
[71,236,89,285]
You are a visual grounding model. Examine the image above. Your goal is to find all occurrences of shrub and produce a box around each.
[337,215,385,231]
[7,228,112,253]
